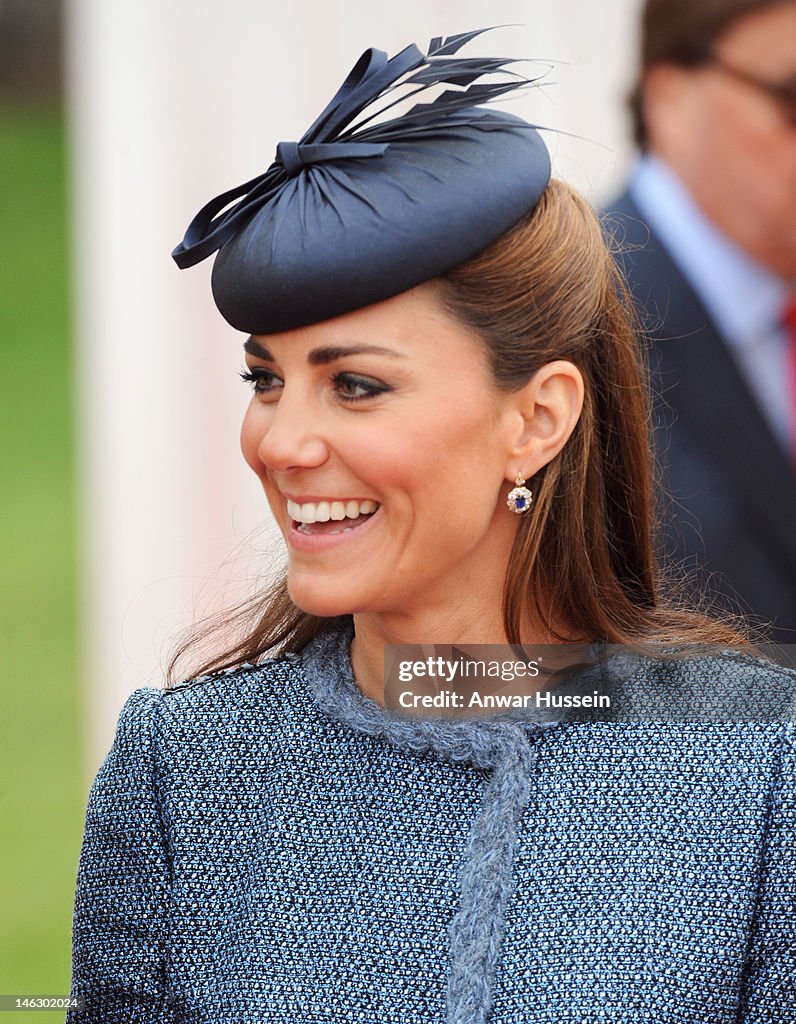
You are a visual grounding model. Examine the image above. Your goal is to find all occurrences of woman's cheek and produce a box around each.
[240,407,267,476]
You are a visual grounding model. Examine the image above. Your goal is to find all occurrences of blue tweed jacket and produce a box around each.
[67,624,796,1023]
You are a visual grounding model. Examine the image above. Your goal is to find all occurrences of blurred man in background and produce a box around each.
[606,0,796,644]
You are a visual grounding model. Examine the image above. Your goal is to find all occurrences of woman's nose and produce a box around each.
[252,389,330,473]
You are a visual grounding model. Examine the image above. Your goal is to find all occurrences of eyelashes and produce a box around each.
[239,368,392,403]
[239,368,282,396]
[331,373,392,402]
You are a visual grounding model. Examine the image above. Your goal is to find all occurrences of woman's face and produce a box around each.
[240,284,526,623]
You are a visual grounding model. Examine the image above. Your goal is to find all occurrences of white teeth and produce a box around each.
[286,498,380,525]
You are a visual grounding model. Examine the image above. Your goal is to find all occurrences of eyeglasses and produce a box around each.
[707,55,796,128]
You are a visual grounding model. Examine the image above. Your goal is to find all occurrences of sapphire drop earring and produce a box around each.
[507,473,533,515]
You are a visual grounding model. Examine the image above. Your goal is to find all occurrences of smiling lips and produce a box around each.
[286,498,379,535]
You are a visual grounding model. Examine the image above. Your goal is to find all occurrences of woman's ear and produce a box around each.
[504,360,584,480]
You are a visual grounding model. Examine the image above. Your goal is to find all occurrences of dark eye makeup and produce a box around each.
[239,368,392,403]
[239,368,283,396]
[330,373,392,402]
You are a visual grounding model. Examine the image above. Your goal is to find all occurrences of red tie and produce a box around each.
[788,299,796,461]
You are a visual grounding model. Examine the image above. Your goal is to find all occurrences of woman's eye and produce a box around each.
[239,368,284,398]
[332,373,391,402]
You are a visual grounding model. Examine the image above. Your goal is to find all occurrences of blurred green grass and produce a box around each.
[0,106,82,1013]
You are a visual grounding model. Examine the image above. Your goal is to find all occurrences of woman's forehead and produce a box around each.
[244,284,488,364]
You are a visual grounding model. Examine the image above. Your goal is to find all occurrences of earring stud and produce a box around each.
[507,473,533,514]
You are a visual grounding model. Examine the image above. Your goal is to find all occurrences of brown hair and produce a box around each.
[167,179,746,685]
[630,0,792,148]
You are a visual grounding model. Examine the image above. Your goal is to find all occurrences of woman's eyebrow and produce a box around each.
[307,344,407,365]
[244,338,407,364]
[243,337,272,360]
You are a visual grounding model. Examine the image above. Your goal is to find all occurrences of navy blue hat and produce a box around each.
[172,30,551,335]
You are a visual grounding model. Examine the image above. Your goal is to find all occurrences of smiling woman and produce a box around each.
[67,30,796,1024]
[236,284,583,662]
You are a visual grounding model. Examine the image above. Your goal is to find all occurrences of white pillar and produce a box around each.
[66,0,642,776]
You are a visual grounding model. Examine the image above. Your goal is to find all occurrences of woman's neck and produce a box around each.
[350,605,567,707]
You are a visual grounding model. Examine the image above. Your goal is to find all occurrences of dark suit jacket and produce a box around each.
[604,190,796,646]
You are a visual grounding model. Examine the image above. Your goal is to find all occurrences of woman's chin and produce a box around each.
[286,575,361,620]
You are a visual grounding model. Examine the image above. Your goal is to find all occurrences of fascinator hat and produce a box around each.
[172,29,552,335]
